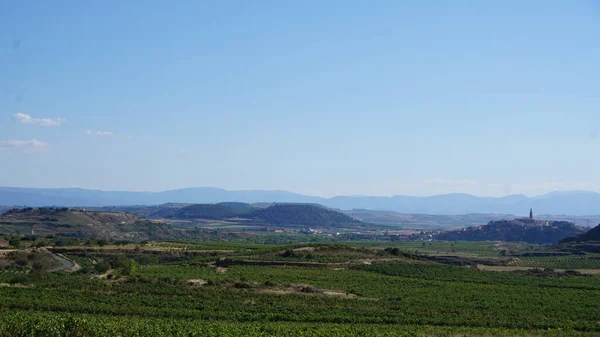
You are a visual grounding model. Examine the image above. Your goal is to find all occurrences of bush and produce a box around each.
[264,280,278,287]
[55,239,74,247]
[121,259,138,276]
[8,238,20,248]
[95,261,111,273]
[280,249,297,258]
[35,241,49,248]
[8,275,29,285]
[135,255,159,266]
[111,255,129,269]
[76,267,95,275]
[233,281,252,289]
[384,247,401,256]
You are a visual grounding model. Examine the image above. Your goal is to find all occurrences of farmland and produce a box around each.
[0,239,599,336]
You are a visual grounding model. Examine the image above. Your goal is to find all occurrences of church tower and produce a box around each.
[529,208,533,219]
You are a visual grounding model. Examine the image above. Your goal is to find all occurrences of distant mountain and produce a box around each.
[437,218,587,244]
[2,186,600,215]
[0,187,315,207]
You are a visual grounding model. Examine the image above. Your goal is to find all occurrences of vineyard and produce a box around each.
[1,311,595,337]
[62,254,95,268]
[0,242,600,336]
[508,256,600,269]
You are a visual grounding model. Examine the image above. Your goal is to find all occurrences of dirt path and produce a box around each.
[0,282,32,288]
[49,254,81,272]
[188,279,208,286]
[257,285,358,298]
[94,269,114,279]
[0,249,17,257]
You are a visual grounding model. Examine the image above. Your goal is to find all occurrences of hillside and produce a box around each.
[151,203,366,229]
[0,207,193,241]
[0,205,367,238]
[251,204,364,228]
[167,202,257,220]
[560,224,600,243]
[436,218,586,244]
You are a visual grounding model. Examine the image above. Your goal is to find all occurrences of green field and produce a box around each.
[1,241,599,336]
[509,256,600,269]
[345,240,507,256]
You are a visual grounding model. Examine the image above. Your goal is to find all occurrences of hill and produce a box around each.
[157,203,366,229]
[0,207,194,241]
[559,224,600,243]
[4,186,600,215]
[250,204,364,228]
[167,203,257,220]
[436,218,586,244]
[47,203,368,230]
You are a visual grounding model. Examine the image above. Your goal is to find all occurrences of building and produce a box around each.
[529,208,533,219]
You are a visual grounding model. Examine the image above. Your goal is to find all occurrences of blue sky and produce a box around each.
[1,1,599,197]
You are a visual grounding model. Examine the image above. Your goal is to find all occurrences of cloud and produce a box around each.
[0,139,49,153]
[13,113,65,126]
[85,130,135,139]
[86,130,114,136]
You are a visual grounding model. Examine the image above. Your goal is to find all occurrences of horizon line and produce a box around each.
[1,185,598,199]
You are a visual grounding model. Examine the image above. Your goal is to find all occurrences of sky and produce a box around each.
[1,1,599,198]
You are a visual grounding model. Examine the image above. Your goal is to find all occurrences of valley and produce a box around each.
[2,204,600,336]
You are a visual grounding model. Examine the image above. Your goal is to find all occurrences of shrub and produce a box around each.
[8,238,20,248]
[8,275,29,285]
[95,261,111,273]
[121,259,138,276]
[35,241,48,248]
[264,280,277,287]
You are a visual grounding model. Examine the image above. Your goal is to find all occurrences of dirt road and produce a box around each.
[49,254,80,272]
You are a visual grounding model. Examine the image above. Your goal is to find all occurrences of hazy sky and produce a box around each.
[1,1,599,197]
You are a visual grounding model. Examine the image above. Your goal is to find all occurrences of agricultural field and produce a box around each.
[508,255,600,270]
[0,241,599,336]
[347,240,508,256]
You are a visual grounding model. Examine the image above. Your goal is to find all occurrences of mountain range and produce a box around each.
[2,186,600,216]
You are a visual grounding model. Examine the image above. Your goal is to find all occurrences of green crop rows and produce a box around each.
[1,243,600,336]
[510,257,600,269]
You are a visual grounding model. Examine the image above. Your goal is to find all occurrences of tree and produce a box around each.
[95,261,111,273]
[31,262,48,281]
[9,237,20,249]
[122,259,138,276]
